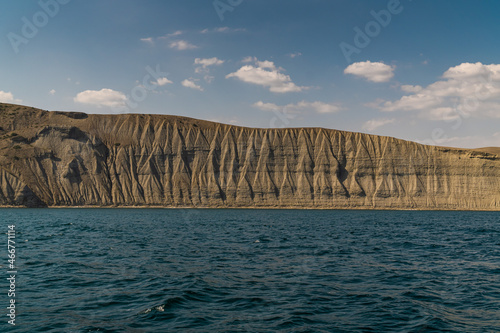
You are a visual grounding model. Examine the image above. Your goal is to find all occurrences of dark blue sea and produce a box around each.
[1,209,499,332]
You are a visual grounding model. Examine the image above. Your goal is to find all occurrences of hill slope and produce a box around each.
[0,103,499,209]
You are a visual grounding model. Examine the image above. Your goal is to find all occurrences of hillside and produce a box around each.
[0,103,499,209]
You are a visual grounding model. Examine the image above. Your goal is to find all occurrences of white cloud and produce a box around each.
[140,37,154,44]
[419,107,459,121]
[296,101,341,114]
[142,31,184,45]
[442,62,500,80]
[417,132,500,149]
[226,58,307,93]
[253,101,281,112]
[344,61,395,83]
[182,79,203,91]
[239,57,278,70]
[155,77,173,86]
[165,30,183,38]
[194,57,225,74]
[373,62,500,120]
[201,27,246,33]
[74,88,127,108]
[49,89,56,95]
[241,56,256,63]
[214,27,235,33]
[400,85,422,93]
[253,100,341,114]
[363,98,385,109]
[169,40,198,50]
[195,57,225,68]
[362,118,396,131]
[288,52,302,58]
[158,31,183,40]
[256,60,277,70]
[204,75,215,83]
[0,91,22,104]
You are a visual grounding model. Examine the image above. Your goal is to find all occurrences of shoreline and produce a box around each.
[0,205,499,212]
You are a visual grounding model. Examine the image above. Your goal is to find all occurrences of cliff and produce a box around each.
[0,103,499,209]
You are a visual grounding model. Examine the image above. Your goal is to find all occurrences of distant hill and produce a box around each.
[0,103,499,209]
[473,147,500,156]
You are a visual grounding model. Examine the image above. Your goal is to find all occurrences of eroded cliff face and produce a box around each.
[0,103,499,209]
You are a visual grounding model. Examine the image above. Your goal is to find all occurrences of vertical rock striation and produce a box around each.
[0,104,499,209]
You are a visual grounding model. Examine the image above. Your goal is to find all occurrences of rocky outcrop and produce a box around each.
[0,103,499,209]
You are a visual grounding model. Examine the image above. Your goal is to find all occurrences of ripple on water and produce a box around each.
[3,209,500,332]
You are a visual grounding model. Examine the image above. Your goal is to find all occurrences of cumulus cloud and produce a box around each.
[253,101,281,112]
[169,40,198,50]
[362,118,396,131]
[373,62,500,120]
[253,100,341,114]
[74,88,127,108]
[344,61,395,83]
[241,56,255,63]
[155,77,173,86]
[442,62,498,79]
[0,91,22,104]
[227,58,307,93]
[194,57,225,74]
[182,79,203,91]
[400,85,422,93]
[195,57,224,68]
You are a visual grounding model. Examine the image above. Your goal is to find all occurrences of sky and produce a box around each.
[1,0,500,148]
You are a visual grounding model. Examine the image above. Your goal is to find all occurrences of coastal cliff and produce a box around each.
[0,103,499,209]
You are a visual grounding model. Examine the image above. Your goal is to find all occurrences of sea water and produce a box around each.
[1,209,499,332]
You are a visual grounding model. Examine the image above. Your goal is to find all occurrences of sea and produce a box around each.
[1,208,499,332]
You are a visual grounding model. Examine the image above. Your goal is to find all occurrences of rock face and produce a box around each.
[0,103,499,209]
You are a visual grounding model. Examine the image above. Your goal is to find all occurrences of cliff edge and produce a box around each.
[0,103,498,209]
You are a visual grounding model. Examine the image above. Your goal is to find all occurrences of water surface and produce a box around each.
[1,209,499,332]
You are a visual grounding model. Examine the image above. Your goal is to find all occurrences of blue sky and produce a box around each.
[1,0,500,148]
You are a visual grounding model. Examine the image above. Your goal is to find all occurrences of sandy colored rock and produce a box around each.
[0,103,499,209]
